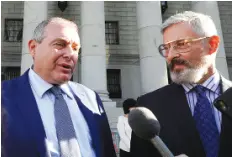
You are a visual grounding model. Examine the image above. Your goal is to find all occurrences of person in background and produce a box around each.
[117,98,137,157]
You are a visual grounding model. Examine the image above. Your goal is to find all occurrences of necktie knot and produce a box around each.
[194,85,207,98]
[50,86,62,97]
[194,85,205,94]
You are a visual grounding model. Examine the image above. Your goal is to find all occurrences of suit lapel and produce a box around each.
[68,87,102,157]
[170,84,205,156]
[220,76,232,93]
[16,70,47,157]
[218,76,232,157]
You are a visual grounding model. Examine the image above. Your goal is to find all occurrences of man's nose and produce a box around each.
[63,46,75,59]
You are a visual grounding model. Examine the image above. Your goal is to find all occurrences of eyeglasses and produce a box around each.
[158,36,209,57]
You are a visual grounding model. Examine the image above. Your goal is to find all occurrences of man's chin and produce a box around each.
[56,74,72,84]
[170,68,205,84]
[62,75,72,82]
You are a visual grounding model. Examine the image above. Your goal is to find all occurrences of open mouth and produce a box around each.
[173,64,185,68]
[59,64,73,72]
[62,65,71,69]
[170,59,189,71]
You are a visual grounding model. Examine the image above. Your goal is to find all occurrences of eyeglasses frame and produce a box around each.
[158,36,210,57]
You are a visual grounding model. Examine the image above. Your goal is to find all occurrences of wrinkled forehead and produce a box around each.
[44,22,80,44]
[163,22,199,43]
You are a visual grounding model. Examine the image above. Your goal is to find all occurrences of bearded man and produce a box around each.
[130,11,232,157]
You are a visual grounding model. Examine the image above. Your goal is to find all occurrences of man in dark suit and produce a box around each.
[2,17,116,157]
[131,11,232,157]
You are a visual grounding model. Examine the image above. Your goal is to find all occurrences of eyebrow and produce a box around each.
[165,38,185,44]
[50,38,80,47]
[164,37,194,45]
[49,38,67,45]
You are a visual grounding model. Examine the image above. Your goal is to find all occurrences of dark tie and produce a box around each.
[50,86,81,157]
[193,85,220,157]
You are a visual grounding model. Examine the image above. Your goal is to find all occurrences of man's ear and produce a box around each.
[28,40,38,58]
[208,35,220,54]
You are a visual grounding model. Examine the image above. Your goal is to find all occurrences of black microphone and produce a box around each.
[214,87,232,121]
[128,107,174,157]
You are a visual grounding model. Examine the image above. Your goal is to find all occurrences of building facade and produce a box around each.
[1,1,232,128]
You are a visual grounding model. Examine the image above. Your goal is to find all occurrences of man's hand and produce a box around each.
[175,154,188,157]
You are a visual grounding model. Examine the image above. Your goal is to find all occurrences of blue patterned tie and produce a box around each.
[50,86,81,157]
[193,85,220,157]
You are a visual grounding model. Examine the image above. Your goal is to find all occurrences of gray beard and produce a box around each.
[170,67,207,84]
[169,57,211,84]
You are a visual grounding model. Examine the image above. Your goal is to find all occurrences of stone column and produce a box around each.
[192,1,229,79]
[136,1,168,95]
[80,1,111,101]
[21,1,48,74]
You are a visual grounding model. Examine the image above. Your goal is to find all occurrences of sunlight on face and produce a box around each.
[163,22,213,84]
[33,21,80,85]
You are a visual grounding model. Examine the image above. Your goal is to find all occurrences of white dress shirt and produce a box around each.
[28,68,96,157]
[182,72,222,133]
[117,115,132,152]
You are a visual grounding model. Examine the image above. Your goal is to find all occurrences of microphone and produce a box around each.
[214,87,232,121]
[128,107,174,157]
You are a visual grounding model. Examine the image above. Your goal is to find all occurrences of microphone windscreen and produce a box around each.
[128,107,160,140]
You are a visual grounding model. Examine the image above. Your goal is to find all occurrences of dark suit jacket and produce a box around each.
[131,76,232,157]
[1,70,116,157]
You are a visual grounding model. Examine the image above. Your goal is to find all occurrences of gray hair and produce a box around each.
[161,11,218,37]
[32,17,79,43]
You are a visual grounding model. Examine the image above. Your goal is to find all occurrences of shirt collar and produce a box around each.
[182,71,220,94]
[28,68,73,99]
[60,83,73,99]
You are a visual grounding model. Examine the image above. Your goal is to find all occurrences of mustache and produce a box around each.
[168,58,191,70]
